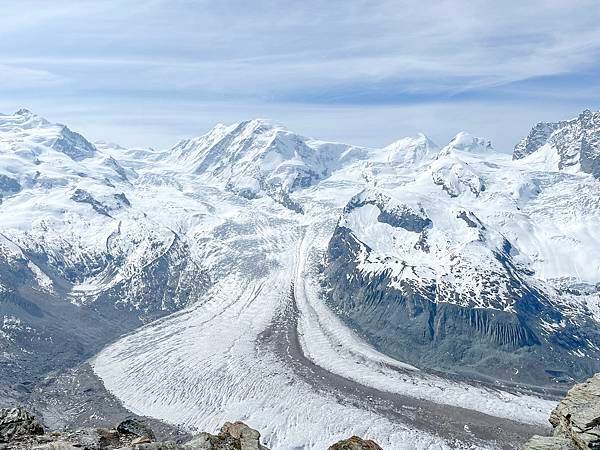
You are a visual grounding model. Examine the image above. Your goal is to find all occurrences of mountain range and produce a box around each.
[1,108,599,449]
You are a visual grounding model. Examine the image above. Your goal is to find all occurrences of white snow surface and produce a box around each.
[2,109,599,448]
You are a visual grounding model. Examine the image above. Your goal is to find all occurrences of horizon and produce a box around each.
[1,1,599,151]
[2,105,596,156]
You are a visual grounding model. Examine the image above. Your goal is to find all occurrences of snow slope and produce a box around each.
[167,119,371,201]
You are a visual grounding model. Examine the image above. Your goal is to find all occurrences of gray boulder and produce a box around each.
[0,407,44,442]
[62,427,121,449]
[523,373,600,449]
[31,442,80,450]
[117,444,180,450]
[327,436,383,450]
[522,435,574,450]
[183,421,268,450]
[117,418,156,441]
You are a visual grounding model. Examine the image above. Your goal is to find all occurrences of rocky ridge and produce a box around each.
[514,109,600,178]
[0,408,381,450]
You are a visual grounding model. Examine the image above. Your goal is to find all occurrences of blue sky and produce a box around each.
[1,0,599,150]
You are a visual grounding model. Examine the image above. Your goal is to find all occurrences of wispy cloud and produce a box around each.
[0,0,599,148]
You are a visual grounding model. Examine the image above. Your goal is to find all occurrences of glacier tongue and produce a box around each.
[92,196,553,449]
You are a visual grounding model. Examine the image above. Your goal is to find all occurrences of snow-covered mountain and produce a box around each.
[439,131,493,156]
[1,108,600,449]
[325,131,600,387]
[0,109,209,396]
[383,133,438,165]
[514,109,600,178]
[168,119,370,204]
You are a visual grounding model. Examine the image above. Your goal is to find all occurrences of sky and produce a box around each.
[1,0,600,151]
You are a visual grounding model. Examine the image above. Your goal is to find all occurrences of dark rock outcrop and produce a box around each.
[343,190,432,233]
[549,373,600,448]
[514,109,600,178]
[51,125,97,161]
[71,188,111,216]
[0,174,21,203]
[117,418,156,441]
[0,408,44,442]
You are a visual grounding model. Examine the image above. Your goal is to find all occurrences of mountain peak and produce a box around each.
[0,109,96,161]
[0,108,51,130]
[15,108,33,116]
[442,132,493,154]
[239,117,283,130]
[514,109,600,178]
[384,133,437,165]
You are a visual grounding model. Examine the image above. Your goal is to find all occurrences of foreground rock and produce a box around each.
[327,436,383,450]
[524,373,600,449]
[0,408,382,449]
[522,435,574,450]
[181,421,269,450]
[117,418,156,441]
[0,408,44,442]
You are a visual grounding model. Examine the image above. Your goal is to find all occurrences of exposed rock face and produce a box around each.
[71,188,112,216]
[524,373,600,449]
[324,192,600,387]
[327,436,383,450]
[0,408,44,442]
[549,373,600,449]
[51,124,97,161]
[514,109,600,178]
[514,122,563,160]
[0,174,21,202]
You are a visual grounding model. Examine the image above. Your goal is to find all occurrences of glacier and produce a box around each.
[1,108,599,449]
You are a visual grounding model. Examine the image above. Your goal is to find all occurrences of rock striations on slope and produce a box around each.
[323,115,600,388]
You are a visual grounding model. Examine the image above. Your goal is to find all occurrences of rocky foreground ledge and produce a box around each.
[524,373,600,450]
[5,372,600,450]
[0,407,382,450]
